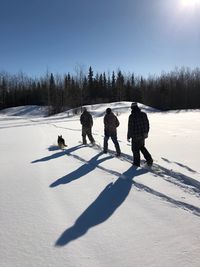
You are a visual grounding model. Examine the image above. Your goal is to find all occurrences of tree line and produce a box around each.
[0,66,200,115]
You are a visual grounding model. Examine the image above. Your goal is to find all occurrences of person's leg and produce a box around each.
[131,139,140,166]
[103,135,109,153]
[86,127,95,144]
[111,134,121,156]
[140,140,153,165]
[82,127,87,144]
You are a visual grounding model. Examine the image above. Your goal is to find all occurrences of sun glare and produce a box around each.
[181,0,200,7]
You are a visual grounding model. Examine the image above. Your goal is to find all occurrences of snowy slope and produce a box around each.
[0,102,200,267]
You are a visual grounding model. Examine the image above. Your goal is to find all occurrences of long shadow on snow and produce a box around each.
[50,152,113,187]
[54,157,200,247]
[31,144,83,163]
[87,148,200,195]
[150,162,200,196]
[133,181,200,217]
[55,167,147,246]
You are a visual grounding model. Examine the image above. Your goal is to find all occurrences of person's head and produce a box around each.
[131,102,138,109]
[83,107,87,112]
[131,102,140,112]
[106,108,111,115]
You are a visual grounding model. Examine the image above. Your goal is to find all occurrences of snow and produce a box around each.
[0,102,200,267]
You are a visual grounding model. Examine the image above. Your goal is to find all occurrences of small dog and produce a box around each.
[57,135,67,149]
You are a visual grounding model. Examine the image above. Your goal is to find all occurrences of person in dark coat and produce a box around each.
[80,107,95,145]
[103,108,121,156]
[127,102,153,166]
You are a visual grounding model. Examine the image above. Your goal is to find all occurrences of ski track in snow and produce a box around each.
[28,118,200,219]
[50,121,200,200]
[45,143,200,218]
[1,103,200,267]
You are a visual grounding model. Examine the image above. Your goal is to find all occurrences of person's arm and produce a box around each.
[103,115,108,136]
[127,116,131,140]
[144,113,149,133]
[80,114,83,125]
[90,114,93,127]
[143,113,149,138]
[115,116,120,127]
[104,115,107,127]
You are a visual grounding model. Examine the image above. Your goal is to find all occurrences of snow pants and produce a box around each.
[131,138,152,166]
[82,126,95,144]
[103,133,121,155]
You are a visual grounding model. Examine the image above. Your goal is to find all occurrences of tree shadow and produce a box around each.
[31,144,83,163]
[55,166,147,247]
[50,152,113,187]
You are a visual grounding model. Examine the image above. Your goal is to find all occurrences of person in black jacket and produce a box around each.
[127,102,153,167]
[103,108,121,156]
[80,107,95,145]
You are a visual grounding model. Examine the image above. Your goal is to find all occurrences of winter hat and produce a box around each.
[131,102,138,109]
[106,108,111,114]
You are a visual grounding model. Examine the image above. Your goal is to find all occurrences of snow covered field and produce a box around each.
[0,102,200,267]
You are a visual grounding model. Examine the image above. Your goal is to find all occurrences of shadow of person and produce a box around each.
[55,166,147,246]
[50,152,113,187]
[31,144,83,163]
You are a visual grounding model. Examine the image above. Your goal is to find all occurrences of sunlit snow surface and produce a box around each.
[0,102,200,267]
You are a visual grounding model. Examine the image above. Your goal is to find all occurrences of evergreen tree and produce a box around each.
[0,77,7,109]
[48,73,57,115]
[88,66,94,100]
[116,70,124,102]
[111,71,116,101]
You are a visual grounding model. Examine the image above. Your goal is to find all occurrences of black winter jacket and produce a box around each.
[104,112,119,135]
[127,109,149,140]
[80,111,93,127]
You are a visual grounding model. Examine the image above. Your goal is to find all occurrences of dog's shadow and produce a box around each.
[48,145,60,151]
[31,144,83,163]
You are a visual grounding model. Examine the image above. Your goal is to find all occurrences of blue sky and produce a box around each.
[1,0,200,77]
